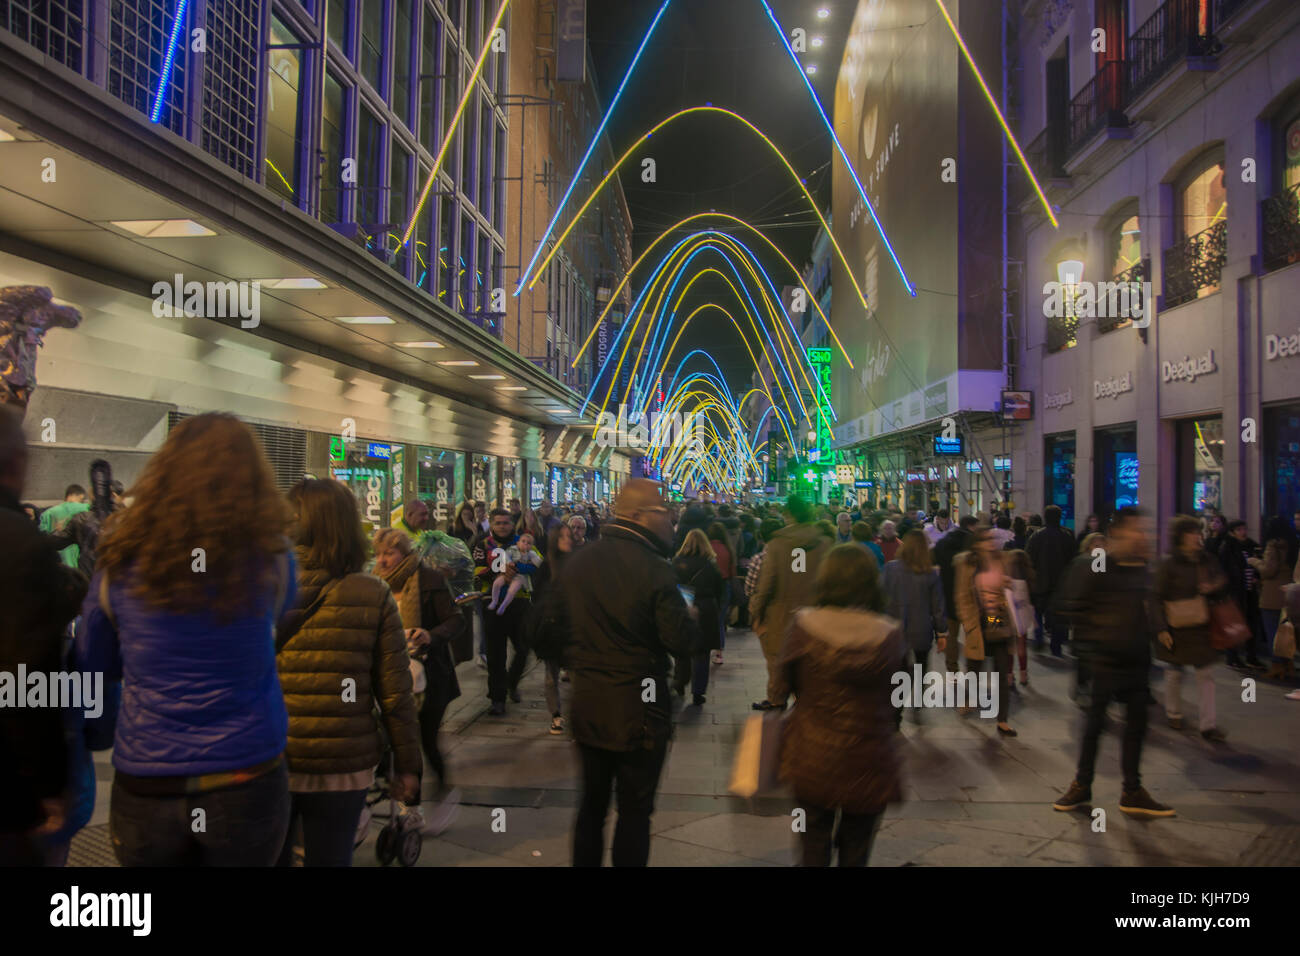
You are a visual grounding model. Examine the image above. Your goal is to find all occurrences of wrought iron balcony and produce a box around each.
[1097,258,1151,334]
[1125,0,1218,105]
[1067,61,1128,158]
[1163,220,1227,308]
[1262,181,1300,274]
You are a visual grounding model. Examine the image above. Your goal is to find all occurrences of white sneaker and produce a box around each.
[1286,689,1300,701]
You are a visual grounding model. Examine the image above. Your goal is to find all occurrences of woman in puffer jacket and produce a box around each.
[780,544,904,867]
[276,479,421,867]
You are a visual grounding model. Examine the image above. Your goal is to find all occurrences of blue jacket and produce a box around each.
[76,552,295,776]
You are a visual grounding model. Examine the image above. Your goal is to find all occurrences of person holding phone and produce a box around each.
[673,529,724,705]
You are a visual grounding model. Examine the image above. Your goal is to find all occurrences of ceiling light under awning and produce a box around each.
[337,315,395,324]
[110,219,216,237]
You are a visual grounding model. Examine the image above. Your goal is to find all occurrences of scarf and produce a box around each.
[382,551,424,629]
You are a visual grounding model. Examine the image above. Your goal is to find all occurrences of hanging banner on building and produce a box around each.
[557,0,587,83]
[388,445,405,527]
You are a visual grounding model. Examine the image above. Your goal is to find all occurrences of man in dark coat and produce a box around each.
[559,479,699,866]
[1025,504,1077,655]
[0,409,87,863]
[1051,508,1173,818]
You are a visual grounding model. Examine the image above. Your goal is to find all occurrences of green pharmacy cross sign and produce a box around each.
[807,347,834,460]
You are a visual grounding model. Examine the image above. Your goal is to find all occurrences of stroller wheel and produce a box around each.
[376,823,399,866]
[398,829,422,867]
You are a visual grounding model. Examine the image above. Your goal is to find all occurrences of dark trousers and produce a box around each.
[573,741,668,867]
[966,639,1013,724]
[276,788,368,867]
[419,691,451,791]
[485,598,528,702]
[109,761,290,866]
[799,802,883,866]
[1075,668,1149,793]
[1035,606,1068,654]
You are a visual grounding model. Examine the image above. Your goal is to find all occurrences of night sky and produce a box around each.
[586,0,855,389]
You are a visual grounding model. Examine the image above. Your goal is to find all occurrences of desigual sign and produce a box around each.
[1162,349,1217,383]
[1266,328,1300,360]
[1045,388,1073,410]
[1094,373,1133,400]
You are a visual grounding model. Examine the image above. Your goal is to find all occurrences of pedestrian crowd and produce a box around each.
[3,408,1297,867]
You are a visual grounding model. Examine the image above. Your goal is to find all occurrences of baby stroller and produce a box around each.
[357,714,424,866]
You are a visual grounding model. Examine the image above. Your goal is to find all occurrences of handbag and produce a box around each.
[728,710,785,798]
[1209,599,1251,651]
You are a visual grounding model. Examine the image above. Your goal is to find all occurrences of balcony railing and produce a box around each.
[1262,181,1300,274]
[1163,220,1227,308]
[1098,258,1151,333]
[1126,0,1216,105]
[1067,61,1127,157]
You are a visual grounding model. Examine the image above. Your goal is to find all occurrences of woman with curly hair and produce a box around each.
[76,413,296,866]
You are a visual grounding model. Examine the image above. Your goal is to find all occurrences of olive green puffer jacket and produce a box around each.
[277,560,421,778]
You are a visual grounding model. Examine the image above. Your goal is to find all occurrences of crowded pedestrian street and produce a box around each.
[1,0,1298,939]
[56,627,1300,868]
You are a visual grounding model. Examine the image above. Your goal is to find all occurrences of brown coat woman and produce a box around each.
[779,544,904,866]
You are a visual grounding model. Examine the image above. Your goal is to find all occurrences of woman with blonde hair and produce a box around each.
[882,530,946,724]
[77,412,295,866]
[373,527,467,832]
[953,528,1019,736]
[275,479,421,866]
[672,529,725,705]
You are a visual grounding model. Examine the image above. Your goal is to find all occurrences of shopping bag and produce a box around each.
[1274,619,1296,661]
[1003,581,1034,637]
[727,711,785,798]
[1209,600,1251,650]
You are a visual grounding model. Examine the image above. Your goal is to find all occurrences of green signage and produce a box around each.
[329,435,345,464]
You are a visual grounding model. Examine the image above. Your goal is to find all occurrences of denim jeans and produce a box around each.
[1261,608,1282,660]
[110,761,290,866]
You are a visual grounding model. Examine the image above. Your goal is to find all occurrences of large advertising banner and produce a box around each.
[833,0,959,428]
[832,0,1002,442]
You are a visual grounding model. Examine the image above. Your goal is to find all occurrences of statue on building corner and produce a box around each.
[0,285,82,416]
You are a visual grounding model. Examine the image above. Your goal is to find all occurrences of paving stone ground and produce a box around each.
[74,627,1300,867]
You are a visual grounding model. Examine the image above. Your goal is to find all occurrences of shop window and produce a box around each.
[1176,416,1223,516]
[1263,404,1300,520]
[1045,434,1076,528]
[416,446,464,526]
[389,139,410,272]
[1094,426,1138,519]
